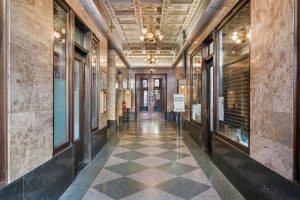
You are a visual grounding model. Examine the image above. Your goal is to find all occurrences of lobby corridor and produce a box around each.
[60,121,244,200]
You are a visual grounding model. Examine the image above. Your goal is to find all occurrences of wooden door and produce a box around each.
[136,74,166,120]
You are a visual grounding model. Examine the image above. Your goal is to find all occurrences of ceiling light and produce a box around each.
[147,32,154,39]
[53,31,61,39]
[140,26,164,44]
[155,29,161,36]
[145,55,158,64]
[142,27,148,34]
[231,27,249,44]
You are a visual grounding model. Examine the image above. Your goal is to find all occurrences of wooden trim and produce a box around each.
[0,0,8,185]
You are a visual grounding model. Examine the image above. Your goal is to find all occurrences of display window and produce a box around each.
[191,48,202,124]
[217,2,250,147]
[53,0,69,150]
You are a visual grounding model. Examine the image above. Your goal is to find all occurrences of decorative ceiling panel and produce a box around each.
[97,0,211,67]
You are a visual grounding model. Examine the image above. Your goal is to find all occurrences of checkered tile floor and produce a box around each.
[84,122,221,200]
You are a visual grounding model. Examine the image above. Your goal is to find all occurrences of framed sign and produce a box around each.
[174,94,185,112]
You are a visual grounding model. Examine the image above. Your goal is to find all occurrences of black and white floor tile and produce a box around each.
[84,124,221,200]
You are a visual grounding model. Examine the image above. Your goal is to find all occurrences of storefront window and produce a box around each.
[191,49,202,124]
[91,39,98,130]
[53,1,68,148]
[217,2,250,147]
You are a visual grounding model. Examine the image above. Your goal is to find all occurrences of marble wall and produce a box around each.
[184,0,296,180]
[8,0,108,182]
[249,0,295,180]
[9,0,54,182]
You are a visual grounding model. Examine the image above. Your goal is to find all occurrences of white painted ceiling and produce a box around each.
[95,0,212,67]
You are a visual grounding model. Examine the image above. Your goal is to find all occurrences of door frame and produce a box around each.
[0,0,7,186]
[73,52,86,168]
[201,34,215,151]
[71,15,91,170]
[135,73,167,120]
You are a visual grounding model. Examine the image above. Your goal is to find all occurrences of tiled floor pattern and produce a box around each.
[84,122,221,200]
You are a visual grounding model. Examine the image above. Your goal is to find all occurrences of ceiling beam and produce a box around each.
[103,0,130,51]
[133,0,146,54]
[174,0,202,49]
[157,0,170,54]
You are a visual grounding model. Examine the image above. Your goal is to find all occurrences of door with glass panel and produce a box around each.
[73,53,85,169]
[203,38,214,151]
[136,74,166,120]
[207,60,214,151]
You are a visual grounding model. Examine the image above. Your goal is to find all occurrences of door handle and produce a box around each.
[205,113,208,120]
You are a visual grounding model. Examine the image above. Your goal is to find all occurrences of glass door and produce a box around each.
[136,74,166,120]
[208,63,214,150]
[137,75,151,120]
[151,75,166,120]
[73,53,85,170]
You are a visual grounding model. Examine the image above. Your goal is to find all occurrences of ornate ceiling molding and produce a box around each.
[98,0,213,67]
[102,0,130,51]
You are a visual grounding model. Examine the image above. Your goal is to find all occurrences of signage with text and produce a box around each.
[174,94,185,112]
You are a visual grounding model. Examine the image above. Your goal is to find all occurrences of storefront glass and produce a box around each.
[217,2,250,147]
[191,49,202,124]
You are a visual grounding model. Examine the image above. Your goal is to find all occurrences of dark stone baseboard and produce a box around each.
[119,116,124,129]
[183,119,203,148]
[122,112,136,121]
[212,136,300,200]
[0,147,74,200]
[107,120,116,132]
[91,127,107,159]
[128,112,136,121]
[165,112,176,121]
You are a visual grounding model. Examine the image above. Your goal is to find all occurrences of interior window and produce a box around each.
[217,2,250,147]
[53,1,68,148]
[191,49,202,124]
[91,39,99,130]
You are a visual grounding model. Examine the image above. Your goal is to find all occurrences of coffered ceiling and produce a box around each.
[95,0,211,67]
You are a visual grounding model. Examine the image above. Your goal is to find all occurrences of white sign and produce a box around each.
[219,97,224,121]
[174,94,185,112]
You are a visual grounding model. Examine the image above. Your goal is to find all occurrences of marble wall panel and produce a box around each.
[249,0,295,180]
[8,0,54,182]
[8,0,109,182]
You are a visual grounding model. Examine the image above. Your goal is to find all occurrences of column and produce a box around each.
[107,49,116,132]
[117,73,123,128]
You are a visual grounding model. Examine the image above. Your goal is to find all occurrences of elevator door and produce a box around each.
[136,74,166,120]
[73,53,86,171]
